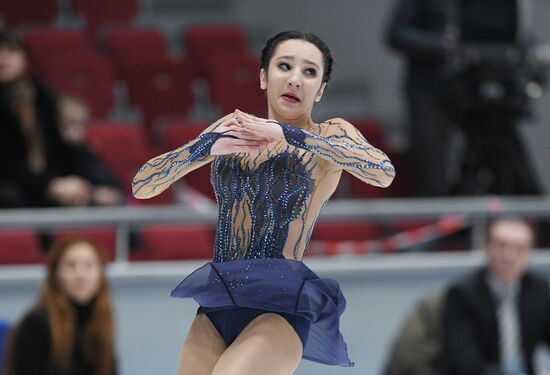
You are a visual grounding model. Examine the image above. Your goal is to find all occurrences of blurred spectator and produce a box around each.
[58,95,124,206]
[4,237,117,375]
[0,30,122,208]
[441,218,550,375]
[383,292,443,375]
[385,0,545,196]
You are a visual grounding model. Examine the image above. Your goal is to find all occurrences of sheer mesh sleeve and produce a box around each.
[279,118,396,187]
[132,115,231,199]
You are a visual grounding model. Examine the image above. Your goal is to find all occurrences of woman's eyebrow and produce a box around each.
[276,56,320,69]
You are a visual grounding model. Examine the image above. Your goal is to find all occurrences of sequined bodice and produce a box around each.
[132,117,395,261]
[211,143,317,261]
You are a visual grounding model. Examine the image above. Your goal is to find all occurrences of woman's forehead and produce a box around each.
[272,39,323,65]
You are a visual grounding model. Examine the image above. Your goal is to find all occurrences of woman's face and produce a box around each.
[260,39,326,123]
[56,242,103,305]
[0,46,27,83]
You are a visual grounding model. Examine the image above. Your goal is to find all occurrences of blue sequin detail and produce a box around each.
[211,149,314,262]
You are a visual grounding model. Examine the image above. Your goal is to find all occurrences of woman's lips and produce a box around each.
[281,93,300,103]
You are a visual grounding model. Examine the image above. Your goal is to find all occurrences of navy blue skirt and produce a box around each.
[171,258,354,367]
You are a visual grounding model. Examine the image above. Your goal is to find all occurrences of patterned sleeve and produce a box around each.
[132,116,230,199]
[279,118,396,187]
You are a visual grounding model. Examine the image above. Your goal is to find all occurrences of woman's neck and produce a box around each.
[268,109,313,129]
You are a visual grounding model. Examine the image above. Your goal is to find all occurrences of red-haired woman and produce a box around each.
[5,237,117,375]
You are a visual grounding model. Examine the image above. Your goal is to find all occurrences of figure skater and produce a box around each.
[132,30,395,375]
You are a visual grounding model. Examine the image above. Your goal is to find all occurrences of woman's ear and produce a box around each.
[315,82,327,103]
[260,68,267,90]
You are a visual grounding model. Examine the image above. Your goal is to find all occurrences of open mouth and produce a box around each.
[281,93,300,103]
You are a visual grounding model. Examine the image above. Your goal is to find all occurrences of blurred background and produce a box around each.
[1,1,550,374]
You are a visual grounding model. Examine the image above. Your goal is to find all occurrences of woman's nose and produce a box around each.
[288,74,301,88]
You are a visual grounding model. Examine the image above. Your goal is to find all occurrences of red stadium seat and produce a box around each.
[157,120,215,200]
[55,227,116,261]
[72,0,138,36]
[40,54,116,117]
[206,54,266,117]
[23,28,93,71]
[0,230,45,265]
[0,0,58,28]
[120,59,196,133]
[106,27,170,68]
[86,122,173,204]
[132,224,214,261]
[183,24,249,77]
[105,27,197,131]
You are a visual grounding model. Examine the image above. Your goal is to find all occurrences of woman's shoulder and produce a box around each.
[18,307,49,332]
[315,117,355,135]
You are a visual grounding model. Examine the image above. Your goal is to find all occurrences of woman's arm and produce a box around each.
[280,118,395,187]
[132,113,269,199]
[237,111,395,188]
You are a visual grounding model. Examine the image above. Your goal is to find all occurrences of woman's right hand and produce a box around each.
[210,115,271,155]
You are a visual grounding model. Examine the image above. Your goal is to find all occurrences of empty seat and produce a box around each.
[0,230,44,265]
[0,0,58,28]
[40,54,116,117]
[132,224,214,261]
[206,54,266,116]
[55,227,116,261]
[72,0,138,37]
[23,28,93,71]
[183,24,249,77]
[106,27,171,68]
[86,122,173,204]
[157,120,215,200]
[120,59,196,132]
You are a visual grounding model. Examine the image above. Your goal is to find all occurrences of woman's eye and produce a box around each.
[278,63,290,71]
[304,68,317,77]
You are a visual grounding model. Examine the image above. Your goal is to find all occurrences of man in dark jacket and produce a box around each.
[384,0,543,196]
[441,218,550,375]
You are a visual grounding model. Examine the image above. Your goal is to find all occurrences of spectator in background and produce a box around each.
[384,0,545,196]
[58,95,124,206]
[441,218,550,375]
[0,30,122,208]
[4,237,117,375]
[383,292,443,375]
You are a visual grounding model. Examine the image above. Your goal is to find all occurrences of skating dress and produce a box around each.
[132,116,395,367]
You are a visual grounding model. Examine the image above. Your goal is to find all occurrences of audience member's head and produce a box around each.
[0,31,27,84]
[6,237,115,375]
[58,95,91,145]
[485,217,534,286]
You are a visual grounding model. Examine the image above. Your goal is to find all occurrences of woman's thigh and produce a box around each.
[178,313,226,375]
[211,313,303,375]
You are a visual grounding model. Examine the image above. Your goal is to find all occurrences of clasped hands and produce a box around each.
[210,109,285,155]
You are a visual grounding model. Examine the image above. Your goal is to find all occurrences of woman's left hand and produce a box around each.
[235,109,286,142]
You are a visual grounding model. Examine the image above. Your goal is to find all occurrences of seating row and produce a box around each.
[19,24,264,134]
